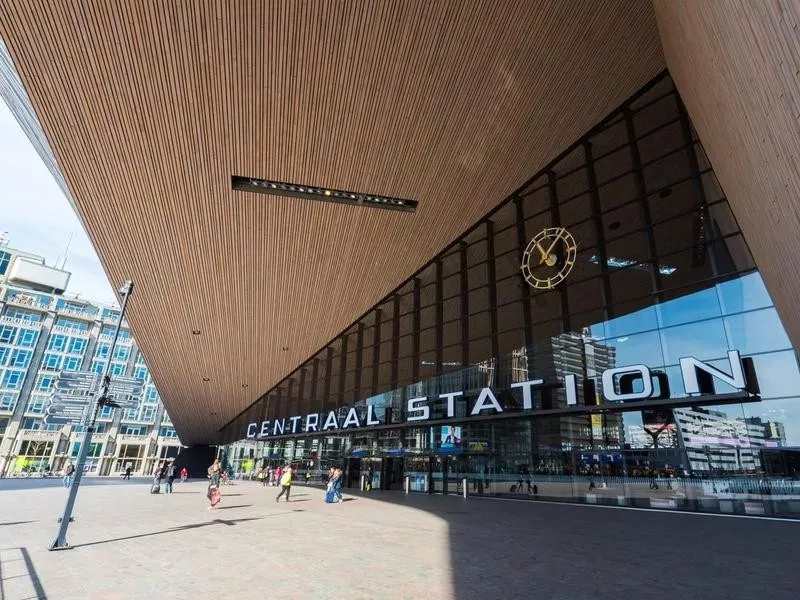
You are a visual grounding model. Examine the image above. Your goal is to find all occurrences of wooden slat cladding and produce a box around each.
[654,0,800,354]
[0,1,663,443]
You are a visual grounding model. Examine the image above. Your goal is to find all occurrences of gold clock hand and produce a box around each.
[535,241,549,264]
[543,227,565,259]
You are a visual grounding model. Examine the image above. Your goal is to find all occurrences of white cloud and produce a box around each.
[0,100,116,305]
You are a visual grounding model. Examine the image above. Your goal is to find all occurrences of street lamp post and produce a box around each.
[49,280,134,550]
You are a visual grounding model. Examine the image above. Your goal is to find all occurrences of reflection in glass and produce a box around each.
[716,272,772,315]
[659,318,729,365]
[723,308,792,356]
[602,305,658,339]
[657,286,721,328]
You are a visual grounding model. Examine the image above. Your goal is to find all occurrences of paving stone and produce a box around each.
[0,480,798,599]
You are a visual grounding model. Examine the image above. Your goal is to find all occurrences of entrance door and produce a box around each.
[430,456,446,493]
[445,455,468,495]
[430,455,468,494]
[382,458,404,490]
[344,458,361,489]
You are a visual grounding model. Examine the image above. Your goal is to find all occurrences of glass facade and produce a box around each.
[220,74,800,516]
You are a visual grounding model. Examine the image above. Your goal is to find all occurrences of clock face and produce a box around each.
[521,227,578,289]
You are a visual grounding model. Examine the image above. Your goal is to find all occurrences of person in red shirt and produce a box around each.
[180,466,188,482]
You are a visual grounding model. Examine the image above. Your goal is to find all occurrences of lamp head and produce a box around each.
[118,280,134,296]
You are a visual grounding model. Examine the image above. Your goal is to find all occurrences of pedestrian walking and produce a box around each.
[180,466,188,482]
[165,462,176,494]
[62,460,75,488]
[123,466,132,480]
[207,459,222,509]
[208,459,222,485]
[275,465,293,502]
[332,467,344,503]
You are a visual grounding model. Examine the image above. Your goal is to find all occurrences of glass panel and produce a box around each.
[716,272,772,315]
[657,286,721,328]
[659,318,729,366]
[723,308,792,356]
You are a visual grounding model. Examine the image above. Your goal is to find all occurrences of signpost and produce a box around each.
[49,280,140,551]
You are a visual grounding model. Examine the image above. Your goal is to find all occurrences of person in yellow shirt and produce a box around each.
[275,465,293,502]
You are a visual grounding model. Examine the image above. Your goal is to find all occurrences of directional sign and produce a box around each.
[107,376,145,398]
[48,395,91,407]
[54,372,98,393]
[47,404,86,416]
[105,376,145,411]
[45,372,145,425]
[103,397,141,410]
[47,375,95,426]
[44,404,88,426]
[44,415,80,426]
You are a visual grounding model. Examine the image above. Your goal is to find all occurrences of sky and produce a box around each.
[0,99,117,305]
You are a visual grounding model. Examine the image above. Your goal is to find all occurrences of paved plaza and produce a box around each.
[1,479,798,600]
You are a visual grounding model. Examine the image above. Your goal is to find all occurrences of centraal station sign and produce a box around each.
[245,351,758,439]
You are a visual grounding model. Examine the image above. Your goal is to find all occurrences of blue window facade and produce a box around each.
[0,392,18,411]
[0,326,16,344]
[159,427,178,439]
[9,349,32,368]
[4,307,41,323]
[101,308,120,321]
[1,369,25,389]
[55,317,89,332]
[18,328,38,348]
[48,334,67,351]
[67,337,87,354]
[36,374,55,391]
[20,417,42,430]
[42,353,63,371]
[98,405,115,420]
[110,362,126,376]
[0,250,10,275]
[63,356,82,371]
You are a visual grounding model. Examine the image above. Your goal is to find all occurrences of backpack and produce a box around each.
[167,465,175,477]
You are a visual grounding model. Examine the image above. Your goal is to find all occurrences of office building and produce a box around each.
[0,242,180,476]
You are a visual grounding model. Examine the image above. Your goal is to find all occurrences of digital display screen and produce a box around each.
[440,425,462,448]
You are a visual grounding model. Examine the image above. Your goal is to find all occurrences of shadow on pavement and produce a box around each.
[72,517,268,549]
[352,489,799,600]
[0,520,37,526]
[214,504,252,510]
[0,547,48,599]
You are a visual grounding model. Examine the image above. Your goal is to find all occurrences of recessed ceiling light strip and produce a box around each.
[232,176,417,213]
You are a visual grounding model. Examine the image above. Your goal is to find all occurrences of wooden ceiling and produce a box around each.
[0,1,664,444]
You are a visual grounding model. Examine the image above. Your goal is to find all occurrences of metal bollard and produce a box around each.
[462,477,468,499]
[404,476,410,494]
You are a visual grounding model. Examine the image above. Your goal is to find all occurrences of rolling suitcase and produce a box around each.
[150,483,160,494]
